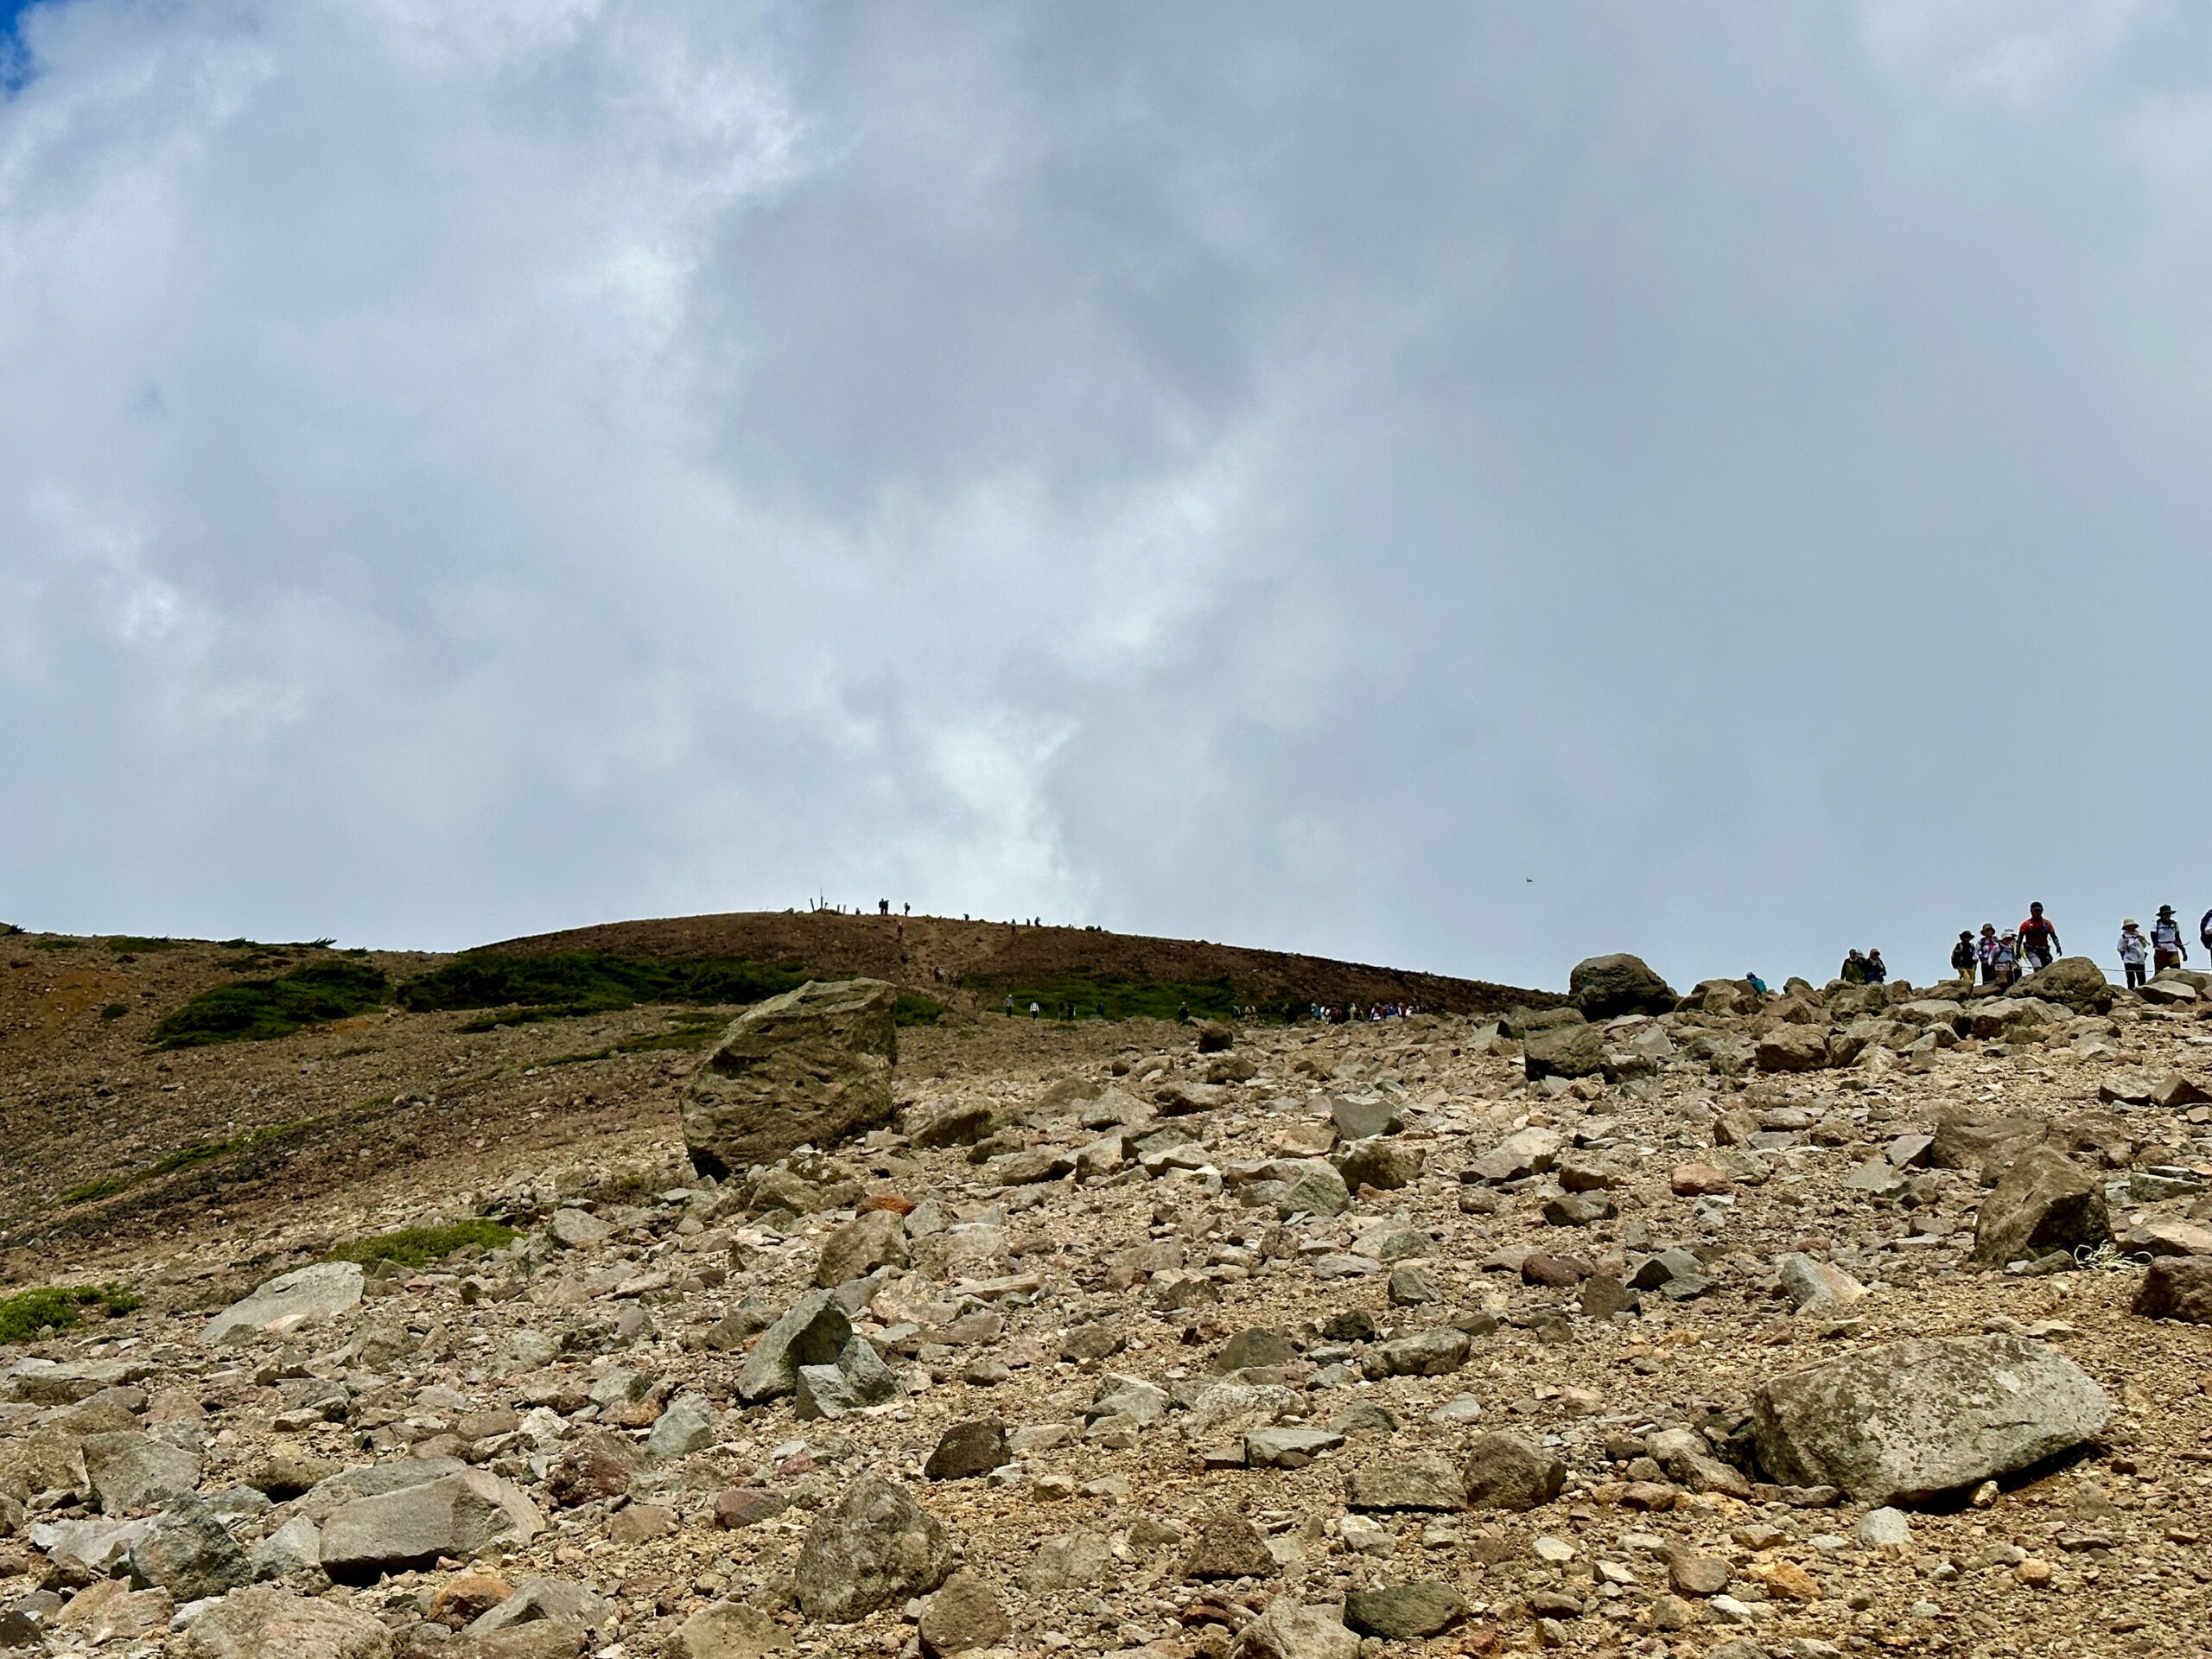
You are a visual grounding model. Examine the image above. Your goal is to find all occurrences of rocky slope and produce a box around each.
[2,947,2211,1659]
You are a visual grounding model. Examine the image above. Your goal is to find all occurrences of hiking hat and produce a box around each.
[2158,905,2175,917]
[2124,918,2139,928]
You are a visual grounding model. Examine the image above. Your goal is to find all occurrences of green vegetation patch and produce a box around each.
[328,1218,517,1269]
[153,961,391,1048]
[60,1121,312,1205]
[399,950,810,1027]
[99,1002,130,1020]
[894,992,946,1027]
[31,937,82,951]
[105,936,187,953]
[968,969,1243,1022]
[0,1284,142,1346]
[59,1173,128,1205]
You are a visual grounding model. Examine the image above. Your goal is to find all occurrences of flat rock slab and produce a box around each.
[1750,1335,2107,1504]
[319,1471,543,1582]
[198,1263,365,1347]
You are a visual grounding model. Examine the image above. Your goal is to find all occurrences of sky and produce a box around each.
[3,1,2211,994]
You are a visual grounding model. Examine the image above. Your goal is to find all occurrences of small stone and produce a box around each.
[1342,1580,1467,1639]
[918,1571,1009,1656]
[923,1421,1009,1480]
[1462,1432,1565,1510]
[1856,1507,1913,1549]
[1669,1550,1732,1597]
[1181,1509,1277,1580]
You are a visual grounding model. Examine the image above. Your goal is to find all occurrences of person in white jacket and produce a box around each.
[2118,919,2152,991]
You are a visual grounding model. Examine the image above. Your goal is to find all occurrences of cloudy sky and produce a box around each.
[3,1,2209,993]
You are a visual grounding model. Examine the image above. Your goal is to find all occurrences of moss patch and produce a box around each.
[328,1219,517,1269]
[967,969,1243,1022]
[0,1284,141,1346]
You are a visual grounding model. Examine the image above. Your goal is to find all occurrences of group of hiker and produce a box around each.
[1936,902,2209,993]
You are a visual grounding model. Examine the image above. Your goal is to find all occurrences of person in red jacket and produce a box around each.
[2018,902,2061,973]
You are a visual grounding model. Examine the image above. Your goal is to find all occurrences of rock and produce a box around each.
[1330,1096,1402,1141]
[1194,1020,1236,1053]
[666,1601,791,1659]
[735,1291,853,1403]
[2133,1257,2212,1324]
[197,1262,365,1346]
[714,1488,789,1529]
[1216,1329,1296,1371]
[1929,1109,2052,1182]
[1756,1027,1831,1073]
[80,1432,200,1515]
[1337,1140,1422,1191]
[1543,1191,1615,1226]
[250,1514,323,1581]
[1388,1263,1442,1305]
[917,1572,1008,1656]
[1749,1335,2108,1504]
[1462,1433,1565,1510]
[1570,954,1677,1020]
[1180,1509,1277,1579]
[815,1210,909,1287]
[467,1577,611,1637]
[178,1586,393,1659]
[681,979,899,1178]
[1362,1330,1470,1378]
[548,1209,610,1249]
[1342,1582,1467,1639]
[126,1503,251,1600]
[912,1103,995,1148]
[1016,1529,1115,1592]
[1668,1550,1731,1596]
[645,1394,720,1459]
[1344,1453,1465,1511]
[544,1433,642,1506]
[319,1471,543,1582]
[1670,1163,1733,1197]
[1230,1598,1358,1659]
[1525,1022,1606,1081]
[2019,957,2115,1014]
[1969,1146,2109,1268]
[1245,1426,1344,1469]
[2121,1219,2212,1257]
[793,1336,899,1419]
[1468,1126,1562,1182]
[791,1474,952,1623]
[923,1421,1008,1480]
[1777,1254,1866,1315]
[1856,1507,1914,1549]
[1272,1160,1350,1217]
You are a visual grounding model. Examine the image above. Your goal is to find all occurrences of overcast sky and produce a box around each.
[3,2,2209,993]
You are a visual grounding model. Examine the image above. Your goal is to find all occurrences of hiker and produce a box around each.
[2150,905,2189,973]
[1950,931,1978,983]
[1977,924,2000,984]
[1993,931,2020,988]
[2202,907,2212,956]
[1746,971,1768,995]
[1028,1001,1040,1019]
[1840,949,1867,984]
[1864,948,1888,985]
[1004,993,1014,1014]
[1177,1001,1190,1023]
[2018,903,2061,972]
[2119,918,2152,990]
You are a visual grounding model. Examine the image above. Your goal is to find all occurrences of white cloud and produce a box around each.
[2,1,2209,991]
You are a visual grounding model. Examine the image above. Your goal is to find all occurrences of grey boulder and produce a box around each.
[1569,953,1677,1020]
[197,1262,365,1347]
[178,1586,392,1659]
[1750,1335,2107,1504]
[318,1471,543,1581]
[1969,1145,2109,1268]
[681,979,898,1178]
[791,1474,952,1622]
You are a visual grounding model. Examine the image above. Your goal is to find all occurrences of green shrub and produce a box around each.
[105,936,186,953]
[399,951,809,1025]
[31,937,81,951]
[894,992,945,1027]
[327,1219,516,1269]
[99,1002,130,1020]
[967,969,1242,1022]
[59,1173,128,1205]
[0,1284,141,1346]
[153,962,391,1047]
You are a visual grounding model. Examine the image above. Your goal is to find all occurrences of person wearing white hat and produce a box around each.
[2118,918,2151,990]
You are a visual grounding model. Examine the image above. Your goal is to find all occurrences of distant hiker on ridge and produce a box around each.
[1951,931,1978,984]
[1864,948,1887,985]
[2151,906,2189,973]
[2120,918,2152,990]
[2018,902,2060,973]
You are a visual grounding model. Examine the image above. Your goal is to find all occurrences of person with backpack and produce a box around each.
[1992,932,2020,988]
[2202,908,2212,957]
[1864,948,1888,985]
[1950,931,1978,983]
[1976,923,2001,984]
[2018,903,2061,973]
[1840,949,1868,984]
[2150,906,2189,973]
[2119,919,2152,990]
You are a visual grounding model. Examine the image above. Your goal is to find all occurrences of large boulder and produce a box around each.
[1969,1145,2109,1268]
[2134,1258,2212,1324]
[792,1474,952,1623]
[2020,957,2115,1014]
[1750,1335,2107,1504]
[178,1586,392,1659]
[81,1433,200,1515]
[1755,1026,1832,1073]
[318,1471,542,1582]
[198,1262,364,1347]
[1461,1432,1564,1510]
[682,980,898,1178]
[1569,954,1677,1020]
[1523,1021,1605,1081]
